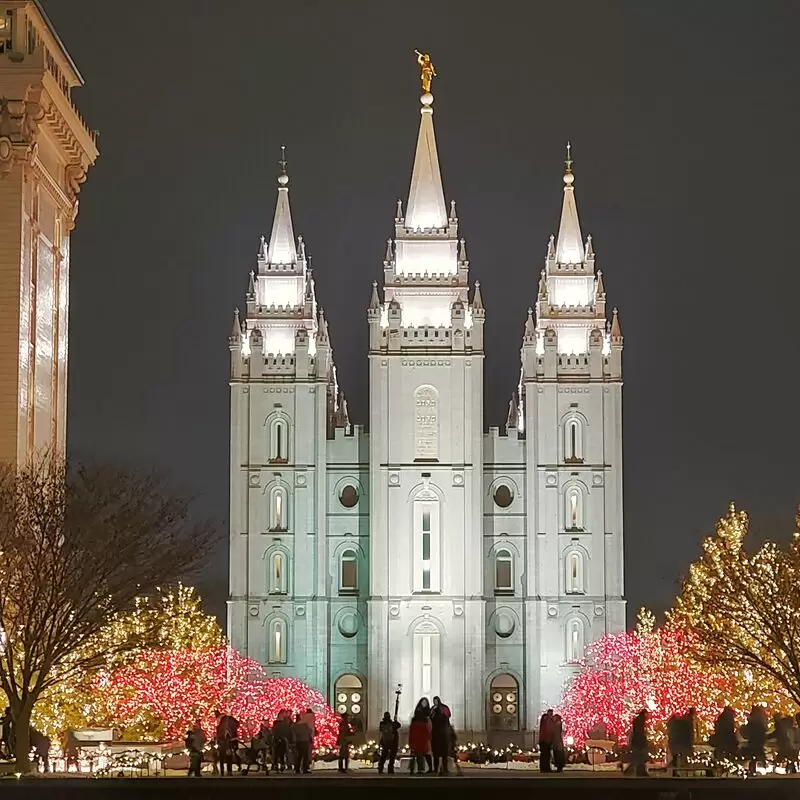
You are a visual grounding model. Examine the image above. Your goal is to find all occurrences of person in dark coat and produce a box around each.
[742,705,768,775]
[538,709,554,773]
[214,710,239,776]
[710,706,738,762]
[377,711,400,774]
[29,728,50,773]
[772,714,797,773]
[185,720,206,777]
[625,710,649,776]
[272,711,293,772]
[293,713,313,774]
[667,709,694,774]
[431,697,452,774]
[409,701,432,775]
[552,714,566,773]
[337,713,354,773]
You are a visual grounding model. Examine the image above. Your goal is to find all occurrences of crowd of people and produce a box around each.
[625,705,800,776]
[184,695,460,777]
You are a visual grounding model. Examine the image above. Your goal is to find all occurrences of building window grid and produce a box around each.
[421,634,432,695]
[421,508,431,590]
[270,552,288,595]
[566,551,584,595]
[269,619,287,664]
[565,419,584,464]
[567,619,584,664]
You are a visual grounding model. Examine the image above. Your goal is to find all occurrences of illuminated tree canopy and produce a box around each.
[671,503,799,710]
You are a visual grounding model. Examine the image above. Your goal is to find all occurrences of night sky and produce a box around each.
[42,1,800,623]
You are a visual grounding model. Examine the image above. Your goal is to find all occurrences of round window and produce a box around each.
[492,692,503,703]
[337,693,347,703]
[494,611,516,638]
[337,704,347,714]
[493,484,513,508]
[337,612,359,638]
[340,485,359,508]
[493,704,502,714]
[351,704,361,715]
[507,704,516,714]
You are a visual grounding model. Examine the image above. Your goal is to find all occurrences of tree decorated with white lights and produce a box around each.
[671,503,797,712]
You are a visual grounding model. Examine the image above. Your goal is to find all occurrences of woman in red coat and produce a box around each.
[409,698,432,775]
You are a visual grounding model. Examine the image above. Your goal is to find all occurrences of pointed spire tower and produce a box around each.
[377,53,476,334]
[236,146,329,359]
[528,143,619,368]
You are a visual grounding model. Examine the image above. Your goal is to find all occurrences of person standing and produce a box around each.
[337,713,354,773]
[293,713,313,774]
[214,710,233,777]
[538,709,554,773]
[377,711,400,774]
[272,711,292,772]
[186,720,206,777]
[431,697,451,774]
[710,706,738,762]
[409,701,432,775]
[625,709,649,777]
[552,714,566,773]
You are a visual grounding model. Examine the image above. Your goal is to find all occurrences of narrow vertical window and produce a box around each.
[422,508,431,590]
[339,549,358,594]
[421,634,432,695]
[565,487,583,531]
[567,619,584,663]
[270,419,288,462]
[566,551,584,595]
[565,419,583,463]
[495,549,513,594]
[270,486,288,531]
[269,619,287,664]
[270,552,287,594]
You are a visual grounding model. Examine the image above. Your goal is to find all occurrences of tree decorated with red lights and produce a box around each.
[559,609,725,746]
[95,645,338,747]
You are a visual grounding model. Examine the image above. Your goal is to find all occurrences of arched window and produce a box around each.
[494,549,513,594]
[566,618,585,664]
[339,549,358,594]
[564,418,584,463]
[268,618,287,664]
[413,621,440,701]
[413,489,440,592]
[270,486,288,531]
[488,674,519,731]
[414,386,439,461]
[565,550,585,595]
[270,418,288,462]
[565,486,584,531]
[269,551,288,594]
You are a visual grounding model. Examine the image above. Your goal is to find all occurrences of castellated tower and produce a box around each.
[228,152,368,704]
[512,144,625,713]
[367,88,486,729]
[0,1,98,463]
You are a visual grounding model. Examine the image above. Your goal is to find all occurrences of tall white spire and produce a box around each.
[267,145,297,265]
[555,142,584,264]
[405,94,448,230]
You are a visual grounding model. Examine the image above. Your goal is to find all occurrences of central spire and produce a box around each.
[555,141,584,264]
[267,145,297,265]
[405,57,447,231]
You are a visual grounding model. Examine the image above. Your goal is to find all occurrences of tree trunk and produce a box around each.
[13,700,33,774]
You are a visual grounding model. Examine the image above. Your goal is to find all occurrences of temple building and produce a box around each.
[0,0,97,464]
[228,75,624,740]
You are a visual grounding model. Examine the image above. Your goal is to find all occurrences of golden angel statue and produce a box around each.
[415,50,436,93]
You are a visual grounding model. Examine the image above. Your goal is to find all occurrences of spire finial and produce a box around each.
[472,280,484,311]
[230,308,242,343]
[564,141,573,176]
[277,145,288,186]
[369,280,381,311]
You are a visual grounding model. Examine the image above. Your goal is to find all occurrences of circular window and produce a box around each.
[351,692,361,703]
[337,704,347,714]
[507,704,516,714]
[340,485,359,508]
[337,693,347,703]
[493,704,502,714]
[493,484,513,508]
[506,693,515,702]
[351,704,361,714]
[337,611,359,638]
[492,692,503,703]
[494,611,516,638]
